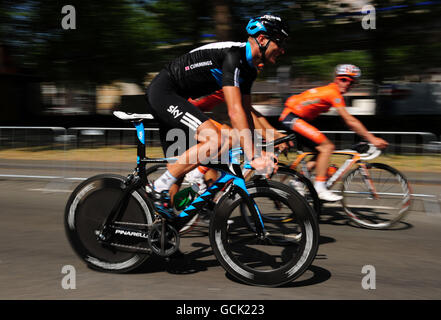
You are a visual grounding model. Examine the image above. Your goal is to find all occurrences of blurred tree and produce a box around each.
[141,0,212,45]
[1,0,440,86]
[0,0,165,84]
[213,0,233,41]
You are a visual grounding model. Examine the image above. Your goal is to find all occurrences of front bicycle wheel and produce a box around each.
[210,179,319,287]
[65,174,155,273]
[341,163,412,229]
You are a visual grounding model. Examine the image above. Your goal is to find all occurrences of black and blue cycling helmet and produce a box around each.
[246,14,289,48]
[246,14,289,64]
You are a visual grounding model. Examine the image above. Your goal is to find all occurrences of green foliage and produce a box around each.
[1,0,440,85]
[293,51,373,81]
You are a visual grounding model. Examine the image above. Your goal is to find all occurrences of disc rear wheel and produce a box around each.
[65,174,155,273]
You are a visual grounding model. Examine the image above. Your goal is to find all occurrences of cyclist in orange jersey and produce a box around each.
[190,89,292,150]
[279,64,388,202]
[185,89,292,193]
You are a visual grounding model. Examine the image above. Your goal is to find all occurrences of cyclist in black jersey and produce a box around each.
[145,14,289,227]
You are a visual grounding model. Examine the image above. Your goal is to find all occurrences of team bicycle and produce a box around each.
[65,111,319,287]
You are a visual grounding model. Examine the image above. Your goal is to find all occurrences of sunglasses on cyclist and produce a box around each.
[269,37,287,50]
[337,77,355,84]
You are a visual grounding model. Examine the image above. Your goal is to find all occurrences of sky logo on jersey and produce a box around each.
[167,105,183,118]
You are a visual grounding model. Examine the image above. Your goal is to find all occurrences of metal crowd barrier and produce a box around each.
[0,126,439,182]
[0,126,67,182]
[63,127,162,180]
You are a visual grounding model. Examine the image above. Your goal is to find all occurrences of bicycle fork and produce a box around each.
[230,177,267,239]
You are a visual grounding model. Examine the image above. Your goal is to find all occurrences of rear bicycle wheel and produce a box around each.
[341,163,412,229]
[65,174,155,273]
[241,167,320,232]
[266,165,320,215]
[210,180,319,287]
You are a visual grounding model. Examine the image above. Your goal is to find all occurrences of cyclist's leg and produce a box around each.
[146,71,226,217]
[204,168,219,186]
[169,177,184,205]
[184,120,230,192]
[280,112,340,201]
[147,71,225,222]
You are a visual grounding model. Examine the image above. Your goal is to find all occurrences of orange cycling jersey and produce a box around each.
[188,90,225,130]
[281,82,346,121]
[188,90,225,112]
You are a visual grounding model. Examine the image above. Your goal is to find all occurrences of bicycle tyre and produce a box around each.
[240,166,320,232]
[210,179,319,287]
[264,165,320,214]
[341,163,412,229]
[65,174,155,273]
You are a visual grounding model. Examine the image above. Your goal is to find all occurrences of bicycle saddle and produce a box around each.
[113,111,154,121]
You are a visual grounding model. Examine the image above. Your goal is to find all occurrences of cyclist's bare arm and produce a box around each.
[223,86,256,159]
[223,87,275,174]
[249,106,293,152]
[249,106,281,139]
[336,107,388,149]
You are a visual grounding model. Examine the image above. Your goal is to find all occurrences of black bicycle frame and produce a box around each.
[100,119,294,239]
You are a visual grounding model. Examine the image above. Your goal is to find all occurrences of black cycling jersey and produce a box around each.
[145,41,258,156]
[165,41,258,99]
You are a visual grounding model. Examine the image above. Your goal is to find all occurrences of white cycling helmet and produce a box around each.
[335,64,361,79]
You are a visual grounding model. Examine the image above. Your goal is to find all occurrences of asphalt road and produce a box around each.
[0,164,440,300]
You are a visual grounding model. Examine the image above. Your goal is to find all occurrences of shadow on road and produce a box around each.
[318,207,414,231]
[224,265,332,288]
[319,235,336,246]
[128,228,334,289]
[129,239,219,276]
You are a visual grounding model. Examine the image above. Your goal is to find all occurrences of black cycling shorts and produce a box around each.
[280,112,320,152]
[146,69,210,157]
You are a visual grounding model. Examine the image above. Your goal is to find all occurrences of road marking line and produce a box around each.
[28,188,72,193]
[0,174,87,181]
[0,174,62,179]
